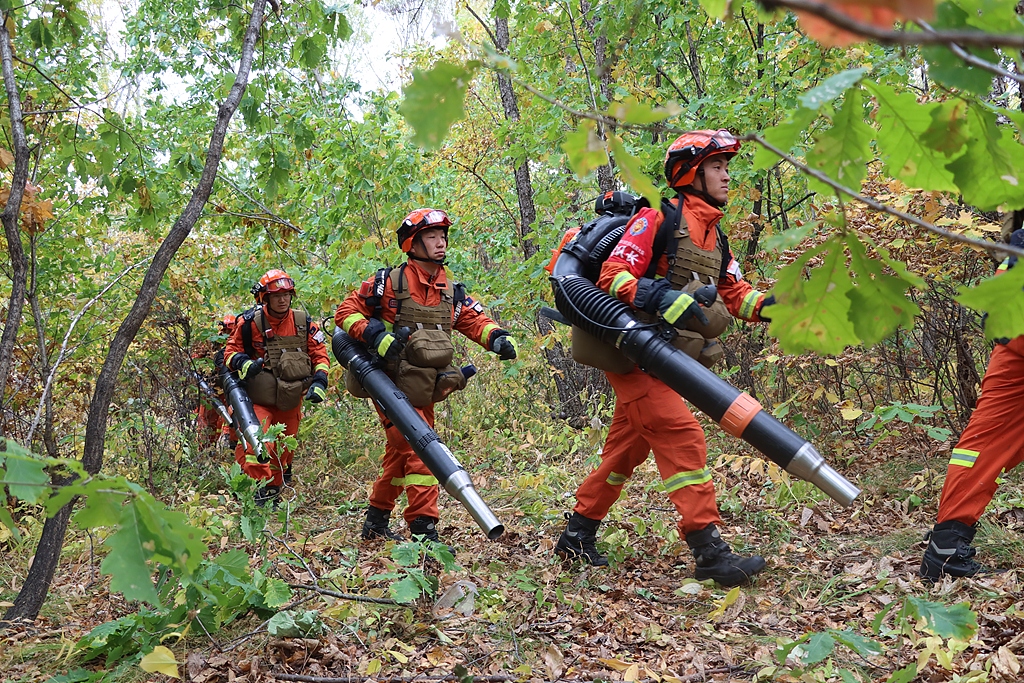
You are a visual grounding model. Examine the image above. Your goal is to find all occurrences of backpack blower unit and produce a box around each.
[546,197,861,507]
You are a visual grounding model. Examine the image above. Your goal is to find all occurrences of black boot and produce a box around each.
[254,484,280,508]
[409,516,441,542]
[555,512,608,566]
[361,506,404,541]
[283,464,293,486]
[920,520,982,580]
[686,523,765,587]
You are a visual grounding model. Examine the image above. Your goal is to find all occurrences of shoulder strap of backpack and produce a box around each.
[291,309,309,339]
[241,308,258,358]
[716,224,731,280]
[389,264,408,317]
[453,282,467,322]
[365,266,393,320]
[645,198,682,279]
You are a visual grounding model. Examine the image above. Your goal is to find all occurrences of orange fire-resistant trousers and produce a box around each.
[234,403,301,487]
[196,404,223,445]
[574,368,722,536]
[937,336,1024,526]
[368,402,440,523]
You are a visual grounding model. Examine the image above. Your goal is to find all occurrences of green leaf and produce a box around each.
[956,262,1024,340]
[606,97,681,125]
[866,83,958,192]
[845,234,920,346]
[391,542,421,567]
[839,670,859,683]
[830,629,883,658]
[562,120,608,178]
[139,646,180,678]
[774,635,808,665]
[920,99,972,157]
[905,596,977,639]
[607,135,660,209]
[493,0,510,19]
[807,88,872,195]
[947,105,1024,210]
[267,609,325,637]
[920,3,998,95]
[262,578,292,608]
[399,60,479,149]
[3,451,50,503]
[959,0,1024,33]
[0,505,21,542]
[214,549,251,578]
[101,504,160,605]
[390,576,422,603]
[768,237,860,354]
[67,478,126,524]
[753,107,817,171]
[698,0,729,19]
[762,221,817,252]
[800,632,835,664]
[800,68,868,111]
[886,664,918,683]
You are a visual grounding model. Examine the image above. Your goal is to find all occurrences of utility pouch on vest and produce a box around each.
[570,325,636,374]
[247,372,278,407]
[698,339,725,369]
[275,378,309,411]
[344,370,372,398]
[671,329,706,362]
[277,347,312,381]
[396,361,437,408]
[432,364,468,403]
[404,328,454,369]
[680,280,731,339]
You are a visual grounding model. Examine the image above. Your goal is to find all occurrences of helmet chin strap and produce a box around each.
[682,170,727,208]
[408,253,447,266]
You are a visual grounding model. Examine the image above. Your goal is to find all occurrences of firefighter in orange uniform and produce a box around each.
[225,270,329,504]
[335,209,517,543]
[195,314,236,446]
[920,226,1024,580]
[555,130,775,586]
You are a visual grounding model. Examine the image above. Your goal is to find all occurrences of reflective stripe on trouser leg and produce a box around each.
[574,392,653,520]
[608,371,722,536]
[938,340,1024,526]
[369,402,441,522]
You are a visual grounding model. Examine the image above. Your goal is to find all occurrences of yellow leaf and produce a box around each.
[825,391,839,403]
[139,646,180,678]
[841,407,863,421]
[624,664,640,682]
[598,658,633,672]
[0,148,13,169]
[823,358,838,366]
[367,658,382,675]
[812,387,824,400]
[708,586,740,619]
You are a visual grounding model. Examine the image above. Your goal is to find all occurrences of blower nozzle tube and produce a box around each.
[550,265,860,507]
[332,329,505,539]
[217,363,269,464]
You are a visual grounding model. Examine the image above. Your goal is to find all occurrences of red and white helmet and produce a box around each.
[396,209,451,253]
[218,313,237,332]
[664,129,741,189]
[252,269,295,303]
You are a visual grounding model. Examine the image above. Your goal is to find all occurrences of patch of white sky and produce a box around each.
[90,0,458,119]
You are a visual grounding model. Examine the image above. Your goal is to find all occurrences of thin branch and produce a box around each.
[745,133,1024,258]
[266,531,318,584]
[561,1,602,125]
[444,156,519,228]
[217,173,302,232]
[463,3,498,47]
[760,0,1024,49]
[916,20,1024,85]
[288,583,400,606]
[26,258,148,443]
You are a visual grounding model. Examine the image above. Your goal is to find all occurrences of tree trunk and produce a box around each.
[3,0,268,623]
[0,13,32,437]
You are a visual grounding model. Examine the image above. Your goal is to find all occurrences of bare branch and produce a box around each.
[916,20,1024,85]
[288,583,400,605]
[745,133,1024,259]
[760,0,1024,49]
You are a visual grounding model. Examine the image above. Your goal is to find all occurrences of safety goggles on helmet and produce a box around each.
[664,129,741,189]
[263,276,295,293]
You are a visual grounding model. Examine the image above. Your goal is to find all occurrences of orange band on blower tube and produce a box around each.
[720,393,762,438]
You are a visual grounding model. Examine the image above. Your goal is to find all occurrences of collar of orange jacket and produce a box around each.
[677,193,723,252]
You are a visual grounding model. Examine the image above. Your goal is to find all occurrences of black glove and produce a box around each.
[758,294,776,322]
[489,330,518,360]
[656,289,709,328]
[363,318,405,362]
[231,353,264,380]
[305,370,328,403]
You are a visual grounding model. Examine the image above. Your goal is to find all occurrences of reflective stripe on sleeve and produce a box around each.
[949,448,979,468]
[480,323,500,347]
[314,362,330,373]
[739,291,762,320]
[662,468,712,492]
[342,313,365,334]
[610,272,637,299]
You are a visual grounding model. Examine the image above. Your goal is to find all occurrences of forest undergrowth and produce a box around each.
[3,191,1024,683]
